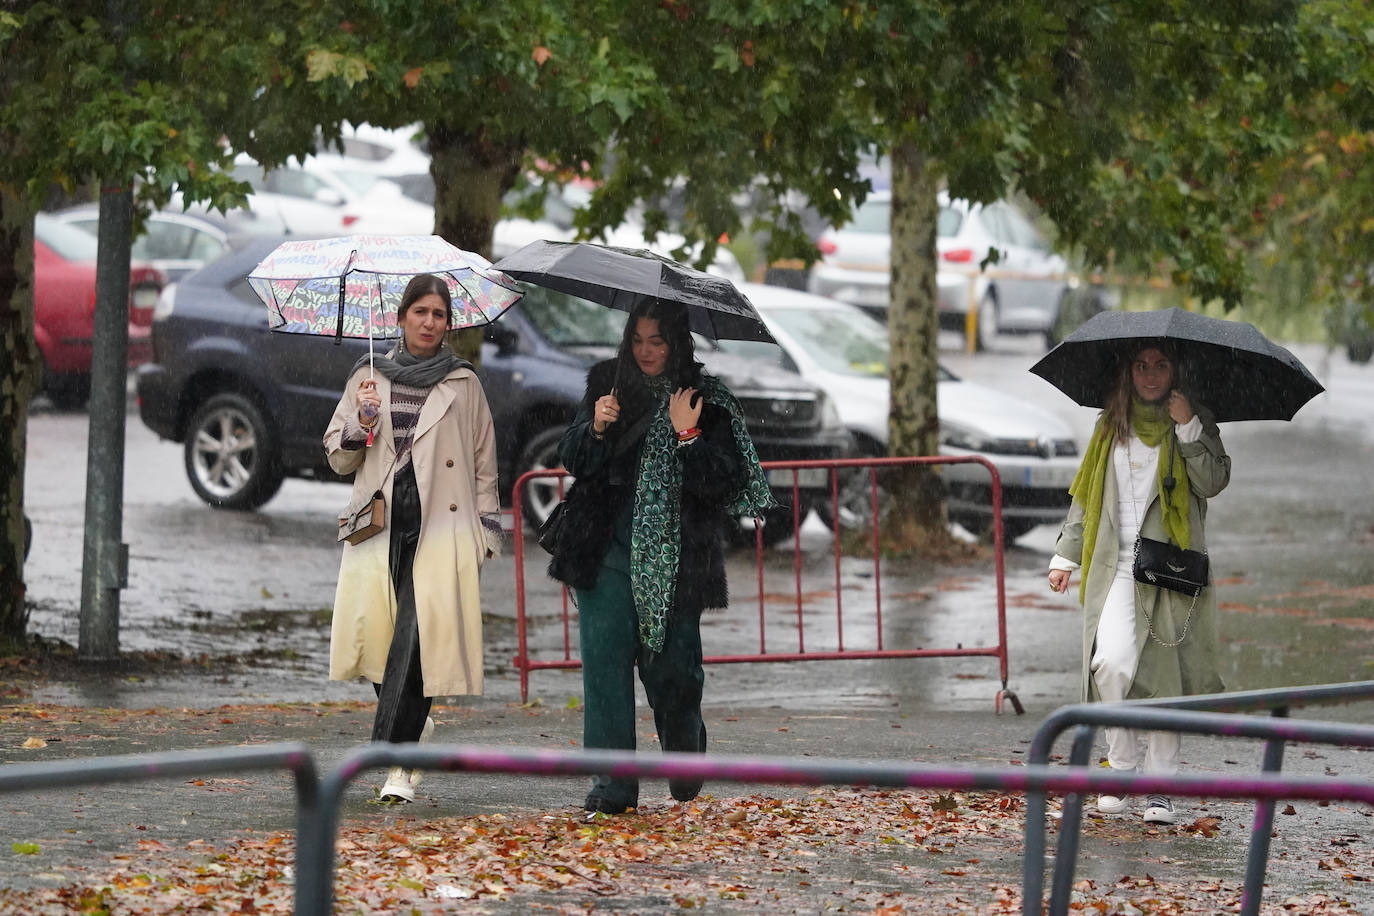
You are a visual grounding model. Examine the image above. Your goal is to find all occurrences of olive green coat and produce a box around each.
[1054,408,1231,702]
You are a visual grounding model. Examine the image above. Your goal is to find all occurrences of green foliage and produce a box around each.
[0,1,333,214]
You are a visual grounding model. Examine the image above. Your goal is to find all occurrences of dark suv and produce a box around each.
[136,238,852,544]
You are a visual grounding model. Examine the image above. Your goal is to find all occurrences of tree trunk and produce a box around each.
[427,121,523,366]
[884,139,950,550]
[0,189,38,644]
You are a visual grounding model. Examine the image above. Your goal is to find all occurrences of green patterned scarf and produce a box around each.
[1068,397,1192,602]
[629,374,776,652]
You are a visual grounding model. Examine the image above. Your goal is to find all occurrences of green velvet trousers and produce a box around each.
[577,564,706,807]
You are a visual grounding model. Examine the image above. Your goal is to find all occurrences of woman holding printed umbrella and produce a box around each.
[251,236,522,803]
[1034,308,1323,826]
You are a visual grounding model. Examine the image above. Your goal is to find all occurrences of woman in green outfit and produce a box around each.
[547,298,774,814]
[1048,343,1231,826]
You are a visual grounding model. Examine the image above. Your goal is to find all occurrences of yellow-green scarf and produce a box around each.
[1068,398,1192,602]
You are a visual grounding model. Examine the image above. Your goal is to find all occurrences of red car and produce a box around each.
[34,212,167,408]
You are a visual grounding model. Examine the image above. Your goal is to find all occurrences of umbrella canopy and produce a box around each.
[1029,307,1324,422]
[492,239,775,344]
[248,235,523,343]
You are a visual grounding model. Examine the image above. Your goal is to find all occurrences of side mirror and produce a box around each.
[485,323,520,355]
[313,188,345,206]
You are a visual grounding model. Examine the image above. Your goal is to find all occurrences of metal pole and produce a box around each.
[1242,707,1289,916]
[1048,726,1097,916]
[78,185,133,659]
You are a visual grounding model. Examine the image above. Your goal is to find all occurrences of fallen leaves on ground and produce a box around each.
[0,789,1366,914]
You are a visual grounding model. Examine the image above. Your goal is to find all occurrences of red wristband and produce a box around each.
[676,427,701,440]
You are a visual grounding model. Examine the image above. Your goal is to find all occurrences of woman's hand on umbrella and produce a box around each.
[357,378,381,427]
[593,393,620,433]
[1048,569,1072,593]
[1167,390,1194,425]
[669,387,702,433]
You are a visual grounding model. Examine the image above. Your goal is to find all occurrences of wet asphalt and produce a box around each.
[5,334,1374,909]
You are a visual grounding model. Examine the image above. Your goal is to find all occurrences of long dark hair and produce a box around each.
[1101,340,1181,442]
[612,298,703,426]
[615,298,699,385]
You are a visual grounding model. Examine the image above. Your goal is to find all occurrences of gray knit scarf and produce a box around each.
[349,341,471,390]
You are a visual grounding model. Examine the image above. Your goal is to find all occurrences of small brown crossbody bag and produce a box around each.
[337,425,408,546]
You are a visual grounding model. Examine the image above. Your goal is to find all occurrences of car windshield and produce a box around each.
[937,206,964,237]
[517,285,628,347]
[327,169,384,196]
[35,213,100,261]
[846,197,889,234]
[716,304,958,382]
[763,307,890,377]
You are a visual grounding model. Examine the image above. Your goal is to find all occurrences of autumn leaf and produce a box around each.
[21,737,46,749]
[402,67,423,89]
[10,843,38,855]
[532,45,552,66]
[930,792,958,812]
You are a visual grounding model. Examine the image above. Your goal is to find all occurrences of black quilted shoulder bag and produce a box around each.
[1129,435,1208,647]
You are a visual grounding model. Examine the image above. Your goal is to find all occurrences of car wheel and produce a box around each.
[43,369,92,410]
[746,505,799,547]
[183,392,283,510]
[956,514,1039,545]
[814,449,888,533]
[974,293,999,352]
[515,425,569,529]
[1347,337,1374,365]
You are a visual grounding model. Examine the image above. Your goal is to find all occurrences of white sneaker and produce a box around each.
[1096,793,1130,815]
[408,716,436,790]
[1143,794,1177,824]
[379,766,415,803]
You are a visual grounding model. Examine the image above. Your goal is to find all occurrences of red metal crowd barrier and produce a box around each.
[511,455,1021,714]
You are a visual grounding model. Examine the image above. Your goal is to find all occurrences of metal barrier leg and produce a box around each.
[1241,708,1289,916]
[298,762,356,916]
[1023,784,1050,914]
[1047,725,1097,916]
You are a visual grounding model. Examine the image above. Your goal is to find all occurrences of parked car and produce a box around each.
[34,213,167,408]
[712,284,1081,543]
[807,191,1098,351]
[227,154,434,237]
[49,202,283,282]
[135,239,850,544]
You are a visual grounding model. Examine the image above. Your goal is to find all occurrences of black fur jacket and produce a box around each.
[547,358,746,620]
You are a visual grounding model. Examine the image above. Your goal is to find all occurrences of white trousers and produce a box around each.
[1090,568,1180,775]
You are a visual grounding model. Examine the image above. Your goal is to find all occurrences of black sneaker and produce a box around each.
[1143,794,1177,825]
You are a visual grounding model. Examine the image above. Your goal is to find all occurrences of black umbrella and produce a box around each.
[1029,307,1324,422]
[492,239,776,344]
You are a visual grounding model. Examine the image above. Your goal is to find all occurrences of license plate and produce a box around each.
[1026,465,1077,488]
[768,468,828,489]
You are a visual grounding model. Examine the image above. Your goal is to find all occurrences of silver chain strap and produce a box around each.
[1126,438,1197,649]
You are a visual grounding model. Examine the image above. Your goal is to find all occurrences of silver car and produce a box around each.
[807,190,1081,351]
[714,283,1080,543]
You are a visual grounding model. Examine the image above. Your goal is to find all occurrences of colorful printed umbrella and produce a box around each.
[247,235,524,368]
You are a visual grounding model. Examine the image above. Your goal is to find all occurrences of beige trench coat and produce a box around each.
[324,364,501,697]
[1054,407,1231,703]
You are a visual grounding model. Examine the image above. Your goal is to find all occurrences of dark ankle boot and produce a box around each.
[584,776,637,814]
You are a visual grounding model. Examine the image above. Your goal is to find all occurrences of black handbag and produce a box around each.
[536,501,567,555]
[536,412,653,556]
[1132,535,1208,598]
